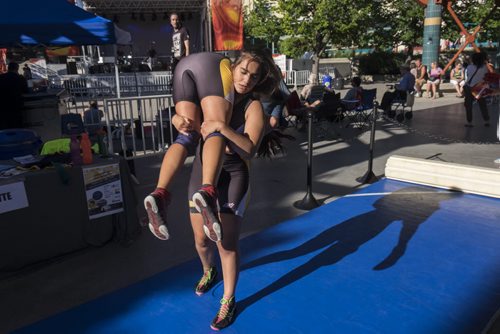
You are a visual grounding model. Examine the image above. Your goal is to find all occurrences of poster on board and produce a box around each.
[82,163,123,219]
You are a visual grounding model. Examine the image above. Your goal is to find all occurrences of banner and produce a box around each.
[46,46,79,57]
[211,0,243,51]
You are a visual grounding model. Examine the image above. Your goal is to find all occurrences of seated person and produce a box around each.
[414,58,427,97]
[450,62,465,97]
[322,71,333,91]
[426,61,443,99]
[341,76,363,111]
[380,65,415,117]
[83,101,104,136]
[300,74,323,108]
[260,76,290,129]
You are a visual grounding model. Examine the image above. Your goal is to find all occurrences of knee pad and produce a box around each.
[174,131,200,155]
[205,131,225,140]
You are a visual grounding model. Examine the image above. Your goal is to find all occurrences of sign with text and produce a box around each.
[82,164,123,220]
[0,182,29,214]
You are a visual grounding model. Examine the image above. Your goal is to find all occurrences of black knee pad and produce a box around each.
[173,131,200,155]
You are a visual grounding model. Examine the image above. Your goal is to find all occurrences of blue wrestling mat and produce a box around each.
[15,179,500,333]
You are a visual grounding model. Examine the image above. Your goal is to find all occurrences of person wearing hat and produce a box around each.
[380,65,415,117]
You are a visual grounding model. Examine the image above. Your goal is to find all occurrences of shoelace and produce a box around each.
[216,296,234,321]
[197,268,212,289]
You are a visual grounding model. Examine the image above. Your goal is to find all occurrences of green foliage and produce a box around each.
[244,0,499,64]
[357,51,407,75]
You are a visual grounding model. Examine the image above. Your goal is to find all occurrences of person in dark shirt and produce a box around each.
[0,62,28,129]
[170,12,190,74]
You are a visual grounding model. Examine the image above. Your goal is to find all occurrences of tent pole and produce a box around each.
[207,0,213,52]
[114,45,121,98]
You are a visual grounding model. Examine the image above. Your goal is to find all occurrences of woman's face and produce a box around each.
[233,58,261,95]
[431,62,437,68]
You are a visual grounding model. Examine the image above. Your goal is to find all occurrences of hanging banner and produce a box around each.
[211,0,243,51]
[46,46,79,57]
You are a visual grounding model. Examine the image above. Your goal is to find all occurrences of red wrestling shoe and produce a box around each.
[144,188,171,240]
[192,184,222,242]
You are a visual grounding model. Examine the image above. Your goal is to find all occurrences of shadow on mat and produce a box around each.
[238,186,460,315]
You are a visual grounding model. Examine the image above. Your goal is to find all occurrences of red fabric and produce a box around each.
[211,0,243,51]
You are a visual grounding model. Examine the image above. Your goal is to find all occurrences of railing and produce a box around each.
[100,95,176,159]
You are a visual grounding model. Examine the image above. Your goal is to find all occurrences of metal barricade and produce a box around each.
[102,95,175,160]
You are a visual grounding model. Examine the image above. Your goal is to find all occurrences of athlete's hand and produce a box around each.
[200,120,225,139]
[172,114,194,135]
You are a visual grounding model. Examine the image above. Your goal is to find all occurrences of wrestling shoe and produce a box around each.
[210,296,236,331]
[195,266,218,296]
[144,188,170,240]
[192,185,222,242]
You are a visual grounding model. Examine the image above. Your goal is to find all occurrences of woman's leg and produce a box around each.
[191,213,217,270]
[156,101,201,189]
[463,85,474,124]
[144,101,201,240]
[210,213,242,330]
[191,97,232,243]
[216,213,242,298]
[199,96,232,186]
[426,82,432,97]
[432,83,437,99]
[191,213,219,295]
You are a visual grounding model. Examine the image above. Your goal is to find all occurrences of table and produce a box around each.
[0,156,140,272]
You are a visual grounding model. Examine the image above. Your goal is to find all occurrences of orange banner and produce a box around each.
[211,0,243,51]
[46,46,80,57]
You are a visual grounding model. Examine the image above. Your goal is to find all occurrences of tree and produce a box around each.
[274,0,376,78]
[244,0,284,52]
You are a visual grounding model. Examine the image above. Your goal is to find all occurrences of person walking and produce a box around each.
[463,52,491,127]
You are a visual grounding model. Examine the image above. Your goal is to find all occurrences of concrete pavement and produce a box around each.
[0,83,499,333]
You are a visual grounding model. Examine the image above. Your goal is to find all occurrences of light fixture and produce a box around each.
[131,12,136,20]
[113,14,119,23]
[152,13,157,21]
[140,13,145,21]
[426,37,433,45]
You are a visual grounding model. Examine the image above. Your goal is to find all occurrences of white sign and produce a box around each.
[0,181,29,214]
[272,54,287,74]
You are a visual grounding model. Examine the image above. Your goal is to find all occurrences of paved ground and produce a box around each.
[1,83,499,333]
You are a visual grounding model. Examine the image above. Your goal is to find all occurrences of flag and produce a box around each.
[211,0,243,51]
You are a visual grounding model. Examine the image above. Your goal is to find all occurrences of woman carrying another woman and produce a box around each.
[172,50,280,330]
[144,52,236,243]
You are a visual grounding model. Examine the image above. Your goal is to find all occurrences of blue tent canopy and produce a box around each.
[1,0,116,46]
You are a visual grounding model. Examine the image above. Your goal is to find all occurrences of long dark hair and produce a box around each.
[234,49,294,158]
[233,49,282,96]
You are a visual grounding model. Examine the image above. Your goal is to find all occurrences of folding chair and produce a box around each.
[392,90,415,123]
[284,91,306,128]
[314,92,342,139]
[343,88,377,129]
